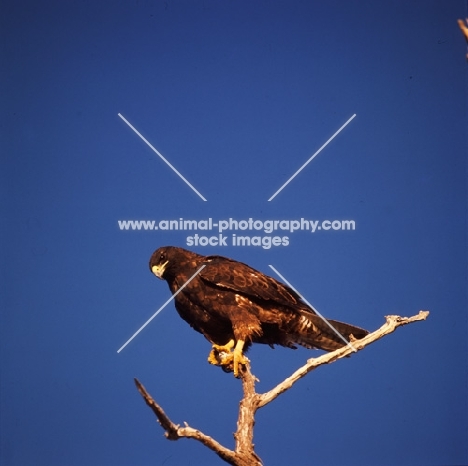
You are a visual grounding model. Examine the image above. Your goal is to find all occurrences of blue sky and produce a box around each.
[1,1,467,465]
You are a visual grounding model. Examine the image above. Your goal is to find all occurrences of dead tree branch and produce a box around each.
[458,18,468,59]
[135,310,429,465]
[257,310,429,407]
[458,18,468,42]
[134,378,241,465]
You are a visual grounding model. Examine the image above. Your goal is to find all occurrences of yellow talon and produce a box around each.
[207,339,235,366]
[207,350,220,366]
[207,339,248,376]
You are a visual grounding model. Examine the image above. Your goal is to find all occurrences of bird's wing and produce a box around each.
[200,256,306,308]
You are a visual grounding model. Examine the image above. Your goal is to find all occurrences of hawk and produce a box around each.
[150,246,368,377]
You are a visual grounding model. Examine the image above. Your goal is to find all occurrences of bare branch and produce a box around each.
[458,18,468,59]
[257,311,429,408]
[458,18,468,42]
[134,378,240,465]
[135,311,428,465]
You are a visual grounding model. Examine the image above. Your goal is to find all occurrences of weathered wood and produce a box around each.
[135,311,429,465]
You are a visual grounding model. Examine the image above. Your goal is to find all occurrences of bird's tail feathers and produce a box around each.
[289,311,369,351]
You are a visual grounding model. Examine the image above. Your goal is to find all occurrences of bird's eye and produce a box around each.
[160,253,165,261]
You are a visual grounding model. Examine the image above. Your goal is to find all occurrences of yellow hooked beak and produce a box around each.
[152,260,169,279]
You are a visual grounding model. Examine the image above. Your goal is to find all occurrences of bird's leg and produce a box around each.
[207,339,235,366]
[232,339,249,377]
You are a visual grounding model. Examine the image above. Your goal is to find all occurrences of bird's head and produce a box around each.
[149,246,201,280]
[149,246,171,280]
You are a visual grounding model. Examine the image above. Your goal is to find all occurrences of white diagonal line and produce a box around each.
[268,265,357,352]
[118,113,207,201]
[268,114,357,201]
[117,265,206,353]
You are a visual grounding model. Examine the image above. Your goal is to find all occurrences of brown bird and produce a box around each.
[149,246,368,377]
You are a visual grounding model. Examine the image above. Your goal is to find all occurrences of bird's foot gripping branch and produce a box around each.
[135,311,429,466]
[208,340,250,377]
[207,340,236,371]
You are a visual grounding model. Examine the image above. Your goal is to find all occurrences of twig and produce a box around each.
[134,311,429,465]
[458,18,468,42]
[134,378,240,465]
[458,18,468,59]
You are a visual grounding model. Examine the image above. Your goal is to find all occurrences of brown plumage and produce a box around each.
[149,246,368,376]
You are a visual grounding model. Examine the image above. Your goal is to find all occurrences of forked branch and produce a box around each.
[135,310,429,466]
